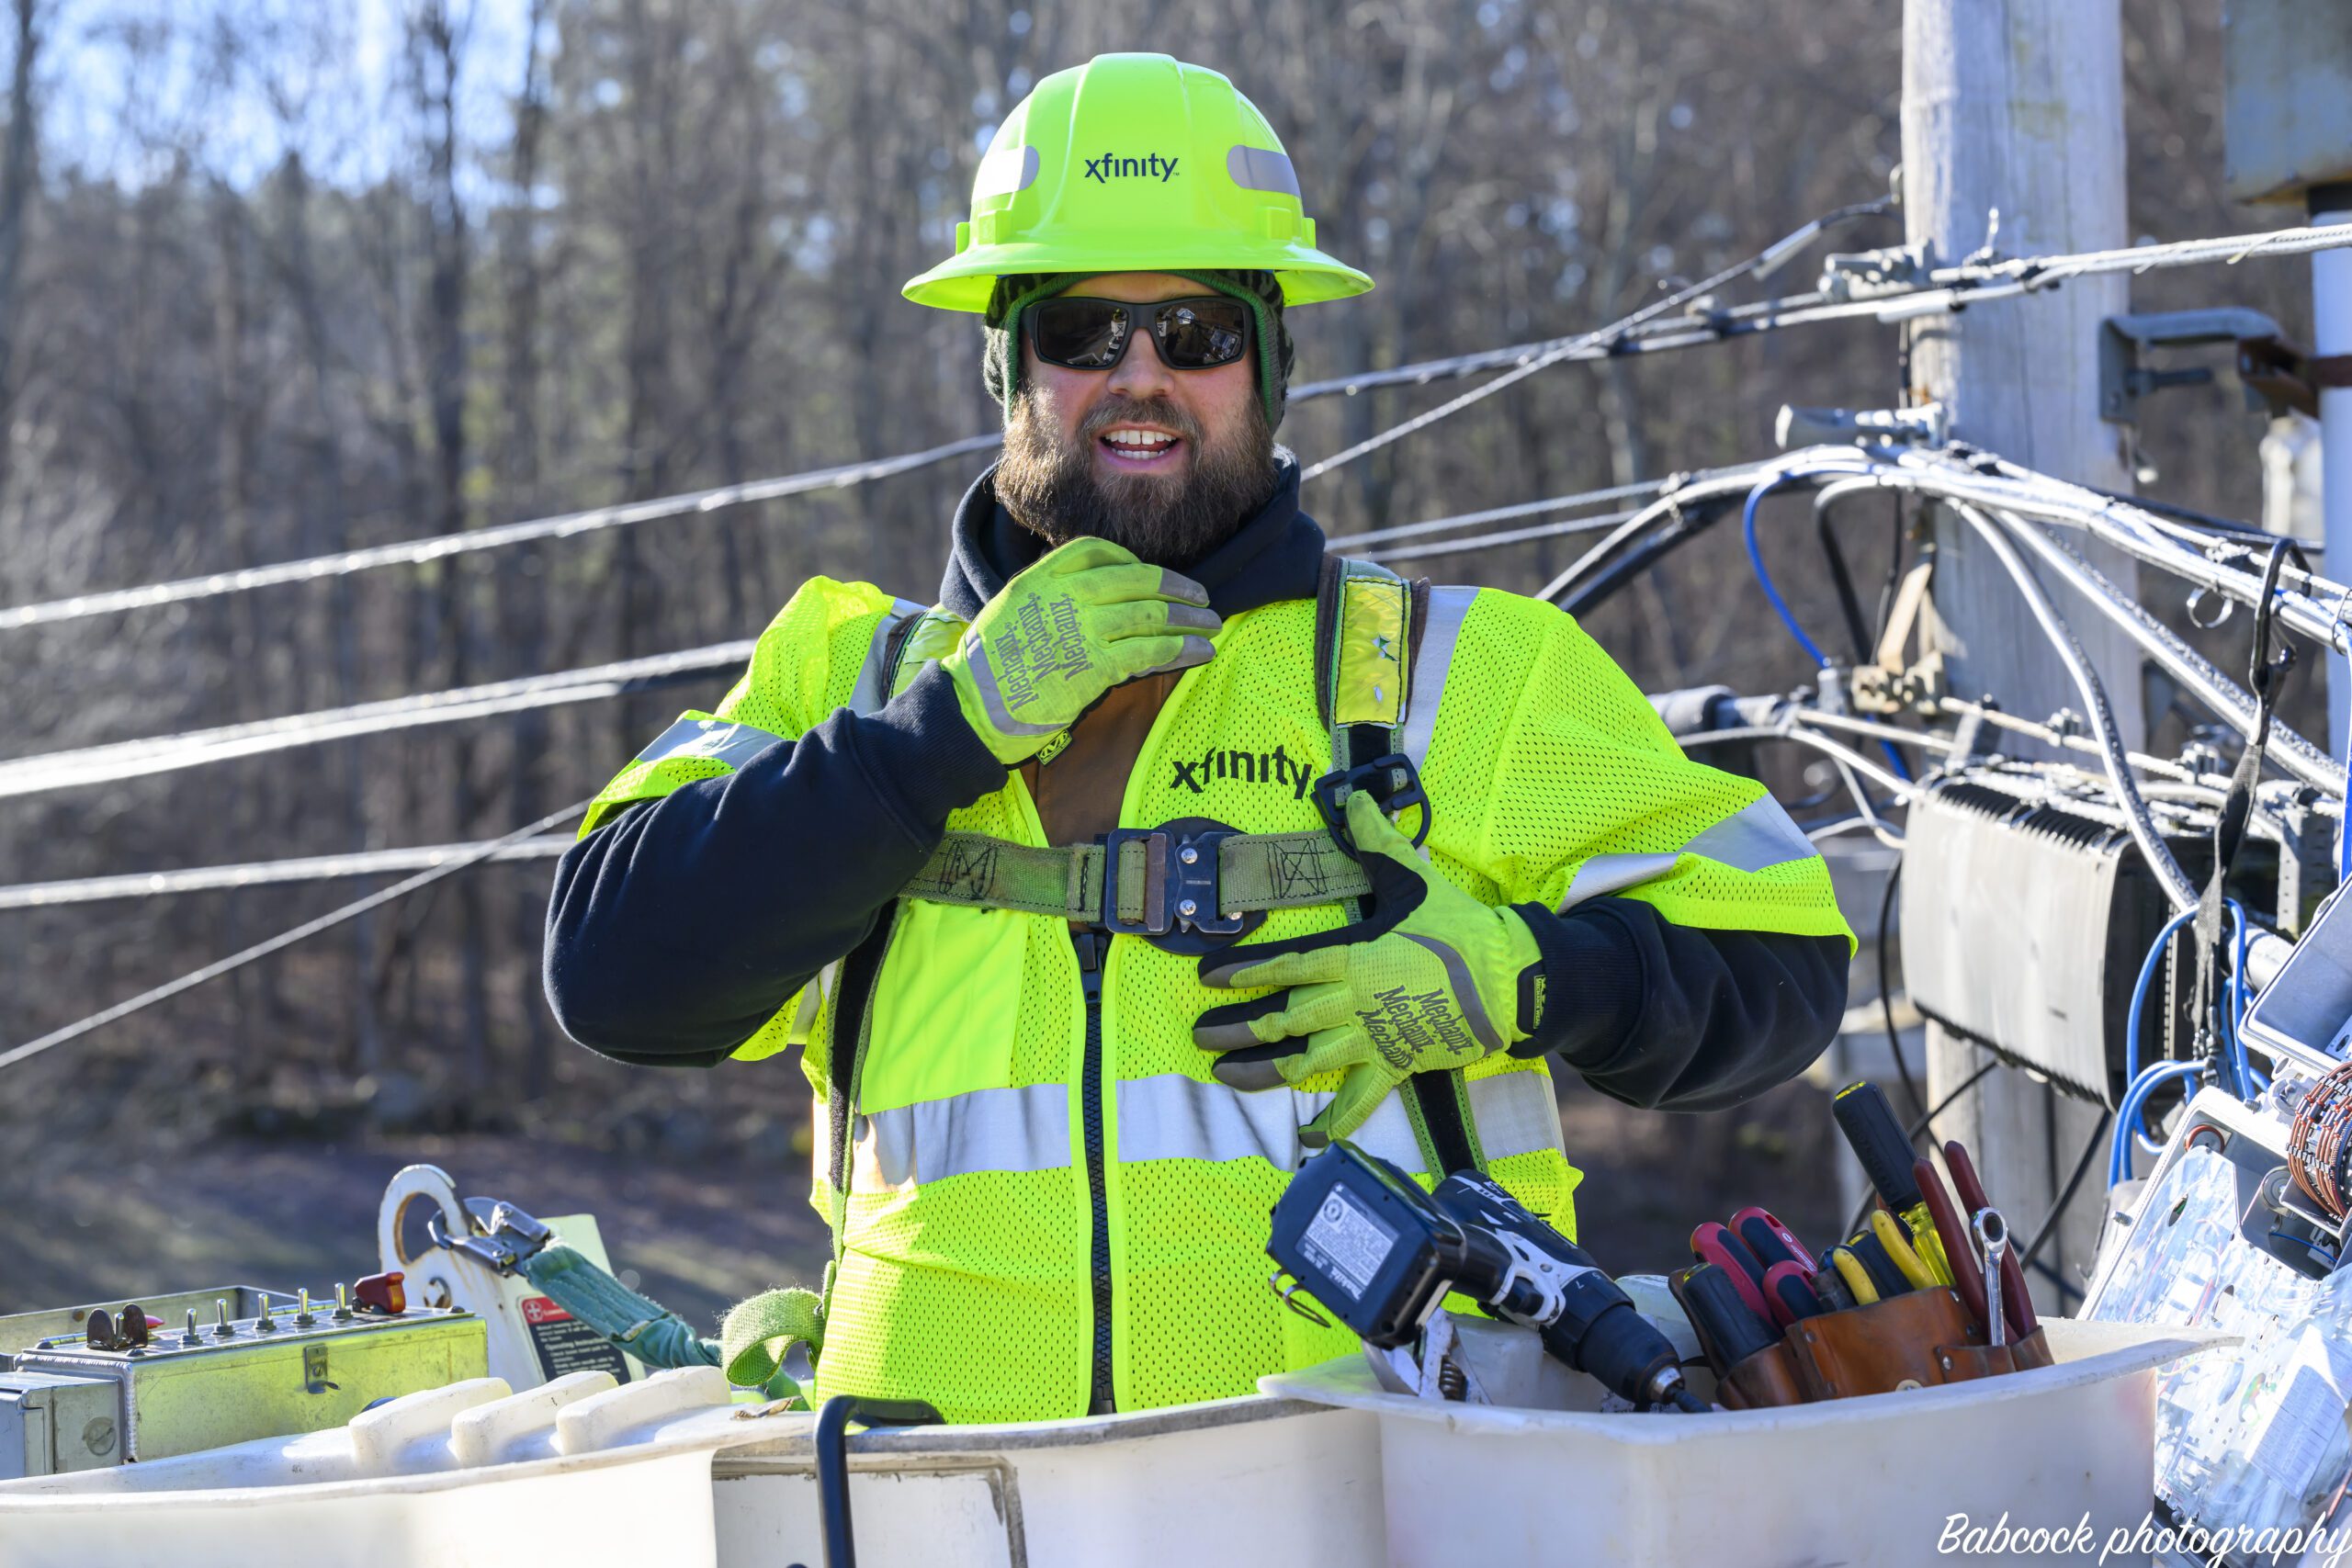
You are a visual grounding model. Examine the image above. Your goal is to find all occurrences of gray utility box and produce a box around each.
[10,1301,487,1464]
[0,1371,122,1481]
[2225,0,2352,206]
[1899,776,2196,1104]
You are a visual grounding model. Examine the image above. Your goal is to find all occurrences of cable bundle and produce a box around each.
[2286,1063,2352,1220]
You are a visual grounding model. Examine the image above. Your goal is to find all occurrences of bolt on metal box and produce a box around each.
[0,1370,122,1481]
[10,1300,487,1463]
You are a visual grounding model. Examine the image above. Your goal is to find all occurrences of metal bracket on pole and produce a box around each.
[1851,558,1949,717]
[2098,308,2287,424]
[1774,401,1949,449]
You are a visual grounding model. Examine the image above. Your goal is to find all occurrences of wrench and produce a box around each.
[1972,1207,2010,1348]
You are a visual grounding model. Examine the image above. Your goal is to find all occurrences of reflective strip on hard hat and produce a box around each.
[1399,585,1476,769]
[851,1082,1069,1193]
[1226,145,1300,198]
[973,143,1041,200]
[1556,795,1821,911]
[629,716,786,773]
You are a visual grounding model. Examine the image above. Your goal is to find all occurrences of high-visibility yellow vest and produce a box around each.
[582,564,1850,1422]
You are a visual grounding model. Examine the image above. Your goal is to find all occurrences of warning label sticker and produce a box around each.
[1300,1190,1397,1304]
[521,1295,632,1383]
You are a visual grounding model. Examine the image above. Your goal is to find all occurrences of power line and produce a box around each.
[0,802,589,1075]
[7,215,2339,635]
[1296,206,1891,483]
[1353,507,1639,564]
[0,435,1001,632]
[1323,478,1666,549]
[0,837,577,910]
[0,641,752,802]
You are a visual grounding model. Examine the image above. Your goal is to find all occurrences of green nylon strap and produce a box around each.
[720,1284,827,1398]
[906,828,1372,921]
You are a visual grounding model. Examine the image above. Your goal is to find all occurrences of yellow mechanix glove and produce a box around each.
[942,536,1220,763]
[1193,791,1542,1146]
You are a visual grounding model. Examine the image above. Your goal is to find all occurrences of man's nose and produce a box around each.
[1105,327,1178,402]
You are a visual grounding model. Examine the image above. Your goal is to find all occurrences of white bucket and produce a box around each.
[708,1393,1385,1568]
[0,1375,1383,1568]
[1261,1317,2218,1568]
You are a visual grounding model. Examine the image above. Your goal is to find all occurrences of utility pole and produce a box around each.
[1901,0,2141,1314]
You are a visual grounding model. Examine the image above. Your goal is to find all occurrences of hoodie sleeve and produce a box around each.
[544,581,1006,1067]
[1510,897,1849,1110]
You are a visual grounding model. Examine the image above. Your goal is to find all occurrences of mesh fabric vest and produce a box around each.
[580,573,1849,1421]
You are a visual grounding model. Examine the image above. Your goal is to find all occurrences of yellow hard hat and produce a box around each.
[902,53,1372,312]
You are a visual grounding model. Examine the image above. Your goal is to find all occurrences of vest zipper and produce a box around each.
[1073,928,1116,1415]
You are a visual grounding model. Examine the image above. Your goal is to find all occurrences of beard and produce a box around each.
[994,388,1281,568]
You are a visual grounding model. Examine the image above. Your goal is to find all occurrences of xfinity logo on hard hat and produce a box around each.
[1084,153,1181,184]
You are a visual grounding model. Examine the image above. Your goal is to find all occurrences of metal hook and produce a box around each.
[1266,1269,1332,1328]
[2187,586,2234,630]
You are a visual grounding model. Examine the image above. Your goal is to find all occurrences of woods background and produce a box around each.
[0,0,2313,1312]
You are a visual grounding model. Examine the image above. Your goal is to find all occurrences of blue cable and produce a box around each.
[1742,469,1912,780]
[2123,908,2199,1085]
[2223,898,2266,1097]
[2109,1061,2206,1188]
[1744,476,1831,666]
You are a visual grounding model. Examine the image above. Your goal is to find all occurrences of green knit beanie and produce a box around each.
[980,269,1295,431]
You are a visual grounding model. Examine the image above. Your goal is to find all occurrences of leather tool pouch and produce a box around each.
[1781,1287,2052,1402]
[1717,1340,1807,1409]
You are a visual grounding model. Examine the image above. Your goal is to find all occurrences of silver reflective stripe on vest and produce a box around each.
[1298,1073,1564,1172]
[1467,1070,1567,1161]
[847,598,928,717]
[1558,795,1820,911]
[851,1082,1069,1194]
[1686,793,1816,874]
[1117,1074,1308,1170]
[1399,585,1475,769]
[631,716,785,773]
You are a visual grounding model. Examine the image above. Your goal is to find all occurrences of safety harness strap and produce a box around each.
[906,827,1372,923]
[1320,558,1488,1179]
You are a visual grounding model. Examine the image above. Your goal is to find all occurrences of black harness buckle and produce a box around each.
[1100,819,1263,954]
[1311,753,1431,860]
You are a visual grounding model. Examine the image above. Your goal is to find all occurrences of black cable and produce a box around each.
[2019,1109,2113,1272]
[1873,491,1908,652]
[1876,863,1928,1130]
[1815,488,1876,662]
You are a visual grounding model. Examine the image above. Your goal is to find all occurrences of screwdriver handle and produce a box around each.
[1834,1082,1926,1213]
[1844,1227,1914,1299]
[1690,1223,1772,1322]
[1763,1261,1823,1326]
[1731,1208,1813,1277]
[1914,1156,1990,1332]
[1683,1262,1780,1371]
[1943,1141,2038,1338]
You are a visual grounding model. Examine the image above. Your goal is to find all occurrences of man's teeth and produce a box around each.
[1103,430,1177,451]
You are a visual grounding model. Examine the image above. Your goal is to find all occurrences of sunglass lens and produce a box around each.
[1032,299,1130,368]
[1156,299,1250,368]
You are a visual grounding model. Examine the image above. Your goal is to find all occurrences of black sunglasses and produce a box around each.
[1027,295,1253,373]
